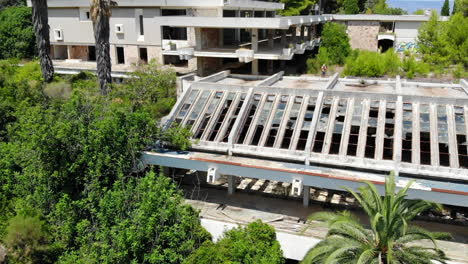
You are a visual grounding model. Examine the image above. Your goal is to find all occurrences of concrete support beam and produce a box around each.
[395,75,402,94]
[305,92,325,164]
[412,103,420,164]
[268,29,275,49]
[259,96,283,147]
[393,96,403,162]
[357,99,371,158]
[181,90,204,126]
[339,98,355,157]
[201,92,229,141]
[322,97,340,154]
[281,30,287,47]
[66,45,72,60]
[303,185,310,207]
[227,175,236,195]
[191,91,216,134]
[429,104,439,166]
[375,100,387,160]
[290,96,311,151]
[300,25,305,41]
[198,70,230,83]
[251,59,259,75]
[244,94,267,144]
[195,28,202,50]
[228,88,254,153]
[325,73,339,89]
[446,105,459,168]
[251,28,259,51]
[460,79,468,95]
[215,93,243,142]
[256,71,284,87]
[274,96,296,148]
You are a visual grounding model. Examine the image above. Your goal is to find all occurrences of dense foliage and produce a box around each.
[185,220,284,264]
[302,174,451,264]
[0,6,35,59]
[278,0,316,16]
[0,60,208,263]
[441,0,450,16]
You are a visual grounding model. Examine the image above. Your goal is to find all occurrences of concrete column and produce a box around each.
[251,28,259,51]
[252,59,259,75]
[219,29,224,48]
[281,30,287,47]
[280,60,286,70]
[291,27,297,43]
[235,10,241,42]
[195,28,202,50]
[227,175,236,195]
[66,45,72,60]
[268,29,275,49]
[303,186,310,207]
[300,25,305,41]
[267,60,274,74]
[308,26,313,41]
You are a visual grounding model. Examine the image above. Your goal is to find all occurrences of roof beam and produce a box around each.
[325,73,339,90]
[290,96,311,151]
[339,98,355,157]
[429,104,440,166]
[181,90,205,126]
[395,75,402,94]
[228,88,254,153]
[304,92,325,164]
[446,105,459,168]
[190,92,217,134]
[197,70,230,83]
[375,100,387,160]
[356,99,371,158]
[393,96,403,163]
[322,97,340,155]
[244,94,268,145]
[256,71,284,87]
[163,86,193,130]
[412,103,420,165]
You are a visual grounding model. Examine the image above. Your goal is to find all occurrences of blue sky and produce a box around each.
[387,0,454,13]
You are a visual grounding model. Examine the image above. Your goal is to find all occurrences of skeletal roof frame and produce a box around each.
[165,71,468,182]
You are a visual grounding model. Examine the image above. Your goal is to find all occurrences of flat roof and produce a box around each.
[331,14,449,22]
[162,71,468,183]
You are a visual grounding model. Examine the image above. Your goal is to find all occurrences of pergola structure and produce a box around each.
[144,71,468,207]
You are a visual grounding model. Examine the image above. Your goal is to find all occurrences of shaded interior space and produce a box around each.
[51,45,67,60]
[116,46,125,64]
[139,47,148,64]
[163,26,187,40]
[51,45,96,62]
[164,55,188,67]
[378,39,394,53]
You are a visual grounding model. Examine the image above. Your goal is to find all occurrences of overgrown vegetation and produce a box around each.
[185,220,284,264]
[0,6,35,59]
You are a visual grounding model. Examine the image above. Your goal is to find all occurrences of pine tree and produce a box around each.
[441,0,450,16]
[452,0,459,14]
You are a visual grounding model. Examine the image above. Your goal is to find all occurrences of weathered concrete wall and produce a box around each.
[200,28,220,49]
[124,45,139,65]
[197,57,223,76]
[147,46,163,64]
[69,45,88,60]
[347,21,379,51]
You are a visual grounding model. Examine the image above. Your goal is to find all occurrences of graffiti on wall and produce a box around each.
[396,42,418,52]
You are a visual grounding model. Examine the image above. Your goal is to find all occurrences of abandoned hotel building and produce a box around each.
[31,0,468,208]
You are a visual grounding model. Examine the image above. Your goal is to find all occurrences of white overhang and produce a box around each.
[331,14,449,22]
[154,15,332,29]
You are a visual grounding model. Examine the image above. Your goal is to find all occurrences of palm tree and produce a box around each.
[302,174,452,264]
[90,0,116,95]
[31,0,54,82]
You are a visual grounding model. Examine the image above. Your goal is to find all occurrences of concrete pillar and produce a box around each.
[267,60,274,74]
[66,45,72,60]
[227,175,236,195]
[252,59,259,75]
[219,29,224,48]
[281,30,287,47]
[268,29,275,49]
[195,28,202,50]
[235,10,241,42]
[300,25,305,41]
[251,28,259,51]
[303,185,310,207]
[291,27,297,43]
[280,60,286,70]
[308,26,313,41]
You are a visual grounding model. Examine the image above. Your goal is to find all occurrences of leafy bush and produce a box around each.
[0,6,35,59]
[320,22,351,65]
[185,220,284,264]
[401,55,430,78]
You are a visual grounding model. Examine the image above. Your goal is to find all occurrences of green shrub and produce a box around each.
[320,22,351,65]
[344,50,386,77]
[0,6,35,59]
[402,55,430,78]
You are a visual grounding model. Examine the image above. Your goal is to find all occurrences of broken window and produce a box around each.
[221,94,246,142]
[401,103,413,163]
[420,104,431,165]
[364,101,380,158]
[236,94,262,144]
[437,105,450,166]
[296,97,317,151]
[280,96,303,149]
[194,92,224,139]
[347,100,363,156]
[265,96,289,147]
[454,106,468,168]
[383,102,395,160]
[207,93,236,141]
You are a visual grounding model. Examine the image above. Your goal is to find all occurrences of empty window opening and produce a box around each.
[383,106,395,160]
[139,15,144,36]
[116,47,125,64]
[237,95,261,144]
[164,55,188,67]
[223,10,236,17]
[312,98,332,153]
[88,46,96,61]
[437,105,450,166]
[208,93,235,141]
[279,97,302,149]
[265,96,288,147]
[454,106,467,168]
[365,127,376,158]
[401,103,413,163]
[329,134,342,154]
[250,95,275,145]
[163,26,187,40]
[347,101,363,157]
[161,9,187,16]
[86,11,90,20]
[312,132,325,152]
[328,99,347,155]
[139,48,148,64]
[296,98,317,150]
[194,92,224,139]
[420,132,431,165]
[221,94,246,142]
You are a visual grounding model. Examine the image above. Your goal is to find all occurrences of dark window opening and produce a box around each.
[237,102,259,144]
[208,99,233,141]
[347,125,361,156]
[281,129,293,149]
[402,133,412,163]
[116,47,125,64]
[365,126,376,158]
[420,132,431,165]
[457,134,468,168]
[265,129,278,147]
[254,11,264,17]
[329,134,342,154]
[296,130,309,151]
[162,9,187,16]
[312,132,325,153]
[223,10,236,17]
[139,48,148,64]
[251,126,264,146]
[88,46,96,61]
[163,26,187,40]
[439,143,450,167]
[139,15,144,35]
[164,55,188,67]
[378,39,394,53]
[86,11,90,20]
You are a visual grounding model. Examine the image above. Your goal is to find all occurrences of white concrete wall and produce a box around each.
[394,21,422,52]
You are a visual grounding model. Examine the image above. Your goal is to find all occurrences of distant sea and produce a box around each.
[387,0,454,14]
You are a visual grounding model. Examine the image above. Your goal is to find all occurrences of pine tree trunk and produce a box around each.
[93,3,112,95]
[31,0,54,82]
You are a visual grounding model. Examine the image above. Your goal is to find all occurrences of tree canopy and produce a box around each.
[318,22,351,65]
[0,6,35,59]
[185,220,284,264]
[441,0,450,16]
